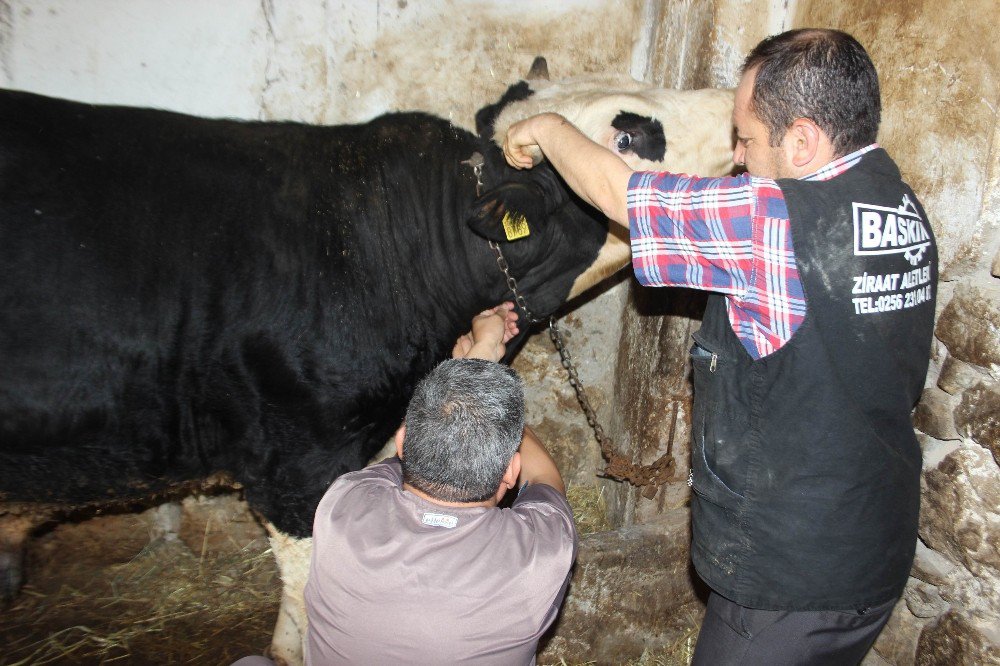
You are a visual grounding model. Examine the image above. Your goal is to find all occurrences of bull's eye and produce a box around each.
[614,131,632,152]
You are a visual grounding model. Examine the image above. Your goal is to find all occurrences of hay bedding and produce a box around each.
[0,487,693,665]
[0,494,279,665]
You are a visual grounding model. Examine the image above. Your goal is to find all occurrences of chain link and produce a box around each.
[464,153,676,496]
[487,241,676,498]
[489,241,544,325]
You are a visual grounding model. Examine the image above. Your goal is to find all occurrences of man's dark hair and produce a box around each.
[401,358,525,503]
[742,28,881,156]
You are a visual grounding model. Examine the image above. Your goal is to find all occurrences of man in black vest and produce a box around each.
[488,28,936,664]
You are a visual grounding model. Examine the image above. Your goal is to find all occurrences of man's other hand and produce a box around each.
[452,302,520,362]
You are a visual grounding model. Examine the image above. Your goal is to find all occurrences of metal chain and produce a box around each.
[487,241,676,498]
[488,240,544,325]
[463,152,676,496]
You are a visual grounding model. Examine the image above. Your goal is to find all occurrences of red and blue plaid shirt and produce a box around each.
[627,144,878,359]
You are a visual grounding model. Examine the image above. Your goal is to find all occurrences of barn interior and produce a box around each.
[1,0,998,664]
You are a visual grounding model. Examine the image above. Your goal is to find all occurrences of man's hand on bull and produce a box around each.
[452,303,520,362]
[502,113,562,170]
[501,111,633,228]
[468,114,575,243]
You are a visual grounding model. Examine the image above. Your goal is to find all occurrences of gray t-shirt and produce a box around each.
[305,457,578,665]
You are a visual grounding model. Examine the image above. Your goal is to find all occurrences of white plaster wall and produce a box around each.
[0,0,270,118]
[0,0,647,130]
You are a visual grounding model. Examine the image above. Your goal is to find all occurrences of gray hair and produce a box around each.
[401,358,525,503]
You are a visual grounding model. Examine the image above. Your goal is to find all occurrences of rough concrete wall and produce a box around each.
[631,0,714,89]
[256,0,645,130]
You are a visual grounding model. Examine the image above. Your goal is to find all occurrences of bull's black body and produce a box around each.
[0,85,612,536]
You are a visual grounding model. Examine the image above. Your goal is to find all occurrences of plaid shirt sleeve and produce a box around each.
[627,171,805,359]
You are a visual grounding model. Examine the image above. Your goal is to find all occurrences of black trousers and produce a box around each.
[691,591,896,666]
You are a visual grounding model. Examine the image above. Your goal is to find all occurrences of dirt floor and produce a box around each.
[0,494,280,665]
[0,486,627,666]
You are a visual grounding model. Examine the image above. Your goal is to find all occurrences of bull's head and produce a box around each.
[467,58,735,319]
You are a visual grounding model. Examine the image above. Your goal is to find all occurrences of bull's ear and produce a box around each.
[475,81,532,139]
[467,182,547,243]
[526,56,549,81]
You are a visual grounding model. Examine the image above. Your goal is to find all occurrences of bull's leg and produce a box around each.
[0,512,43,605]
[264,523,312,666]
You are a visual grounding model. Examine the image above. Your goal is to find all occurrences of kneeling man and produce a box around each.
[305,305,578,664]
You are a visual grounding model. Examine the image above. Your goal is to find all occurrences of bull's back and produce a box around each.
[0,90,480,525]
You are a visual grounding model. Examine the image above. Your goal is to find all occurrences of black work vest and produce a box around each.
[689,149,937,610]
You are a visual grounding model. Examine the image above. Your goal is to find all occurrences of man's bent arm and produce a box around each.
[518,426,565,495]
[453,303,519,361]
[503,112,632,228]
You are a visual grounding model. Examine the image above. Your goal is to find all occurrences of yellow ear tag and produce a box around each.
[501,211,530,241]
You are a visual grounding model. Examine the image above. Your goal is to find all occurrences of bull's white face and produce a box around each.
[491,77,736,298]
[492,77,736,175]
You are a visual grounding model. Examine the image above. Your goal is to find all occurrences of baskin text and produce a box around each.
[851,195,933,315]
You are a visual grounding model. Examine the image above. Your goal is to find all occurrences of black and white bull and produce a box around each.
[0,60,734,663]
